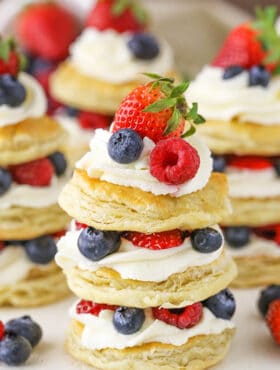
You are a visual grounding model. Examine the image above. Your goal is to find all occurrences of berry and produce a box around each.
[128,32,159,60]
[0,38,22,77]
[86,0,146,33]
[249,65,270,87]
[212,155,226,172]
[64,106,80,117]
[75,221,88,230]
[24,236,57,265]
[0,242,4,251]
[124,229,183,250]
[254,224,280,246]
[150,138,200,185]
[152,302,203,329]
[113,307,145,335]
[78,227,121,261]
[108,129,143,164]
[0,74,26,107]
[78,111,112,130]
[266,299,280,345]
[228,155,272,170]
[0,321,4,340]
[0,332,32,366]
[10,158,54,187]
[224,226,250,248]
[48,152,67,176]
[5,316,42,347]
[191,227,223,253]
[203,289,236,320]
[0,168,12,196]
[27,56,55,76]
[16,3,79,61]
[76,300,116,316]
[52,229,67,239]
[274,159,280,177]
[222,65,244,79]
[258,285,280,316]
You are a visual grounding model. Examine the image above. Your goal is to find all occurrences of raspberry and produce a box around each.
[10,158,54,186]
[0,321,4,340]
[78,111,112,130]
[266,299,280,345]
[152,302,203,329]
[75,221,88,230]
[228,156,272,170]
[150,138,200,185]
[124,230,183,250]
[76,300,116,316]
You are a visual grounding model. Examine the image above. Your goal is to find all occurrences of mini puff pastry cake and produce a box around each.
[187,6,280,287]
[0,38,70,306]
[56,75,236,369]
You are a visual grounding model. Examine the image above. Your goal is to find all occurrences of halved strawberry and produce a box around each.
[0,321,4,340]
[78,111,112,130]
[124,229,183,250]
[254,224,280,246]
[228,156,272,171]
[76,300,116,316]
[266,298,280,345]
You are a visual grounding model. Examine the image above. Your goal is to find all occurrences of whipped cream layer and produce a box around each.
[186,66,280,125]
[227,235,280,258]
[0,72,47,127]
[56,226,223,282]
[76,129,213,197]
[70,305,234,350]
[70,28,174,84]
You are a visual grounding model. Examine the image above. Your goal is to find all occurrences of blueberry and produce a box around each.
[113,307,145,335]
[64,106,80,117]
[24,236,57,264]
[0,167,12,196]
[203,289,236,320]
[29,57,54,75]
[222,65,244,80]
[212,155,226,172]
[224,226,250,248]
[0,332,32,366]
[5,316,42,347]
[0,74,26,107]
[274,159,280,177]
[108,129,143,164]
[191,227,223,253]
[48,151,67,176]
[258,285,280,316]
[78,227,121,261]
[248,65,270,87]
[128,32,160,60]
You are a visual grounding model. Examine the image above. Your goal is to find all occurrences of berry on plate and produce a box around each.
[0,331,32,366]
[0,168,12,196]
[258,285,280,316]
[0,74,26,107]
[5,316,42,348]
[24,236,57,265]
[224,226,251,248]
[76,300,116,316]
[266,299,280,345]
[191,227,223,253]
[78,111,112,130]
[124,229,183,250]
[113,307,145,334]
[127,32,160,60]
[108,128,143,164]
[203,289,236,320]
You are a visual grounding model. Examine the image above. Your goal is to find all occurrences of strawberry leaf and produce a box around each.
[164,108,181,135]
[143,97,176,113]
[112,0,130,15]
[132,2,148,24]
[170,81,189,98]
[181,124,196,138]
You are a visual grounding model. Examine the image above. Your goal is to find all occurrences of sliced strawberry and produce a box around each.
[0,321,4,340]
[254,224,280,246]
[266,299,280,345]
[0,241,4,252]
[76,300,116,316]
[75,221,88,230]
[228,156,273,171]
[78,111,112,130]
[52,230,67,239]
[124,229,183,250]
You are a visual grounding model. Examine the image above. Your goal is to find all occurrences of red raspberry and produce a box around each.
[228,156,272,171]
[152,302,203,329]
[124,230,183,250]
[0,321,4,340]
[150,138,200,185]
[76,300,116,316]
[75,221,88,230]
[266,299,280,345]
[10,158,54,187]
[78,112,112,131]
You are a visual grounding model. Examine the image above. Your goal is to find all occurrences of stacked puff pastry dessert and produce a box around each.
[56,75,237,369]
[50,0,178,164]
[187,7,280,287]
[0,38,70,306]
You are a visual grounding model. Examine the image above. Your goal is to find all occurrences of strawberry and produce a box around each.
[124,229,183,250]
[75,221,88,230]
[0,241,4,252]
[78,111,112,130]
[52,230,67,239]
[86,0,147,33]
[10,158,54,187]
[254,224,280,246]
[266,298,280,345]
[0,39,24,76]
[16,3,80,61]
[0,321,4,340]
[76,300,116,316]
[228,155,272,171]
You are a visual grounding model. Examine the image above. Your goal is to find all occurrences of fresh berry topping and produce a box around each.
[108,128,143,164]
[224,226,251,248]
[150,138,200,185]
[5,316,42,348]
[274,159,280,177]
[0,74,26,107]
[52,229,67,239]
[191,227,223,253]
[113,307,145,334]
[0,332,32,366]
[78,227,121,261]
[124,229,183,250]
[266,299,280,345]
[48,151,67,176]
[16,3,80,61]
[152,302,203,329]
[0,168,12,196]
[75,221,88,230]
[0,321,4,341]
[258,285,280,316]
[254,224,280,246]
[222,65,244,79]
[86,0,147,33]
[203,289,236,320]
[78,111,112,130]
[26,55,55,76]
[228,155,272,170]
[65,106,80,117]
[76,300,116,316]
[0,241,4,251]
[248,65,270,87]
[10,158,54,187]
[0,39,25,76]
[24,236,57,265]
[212,154,226,173]
[128,32,160,60]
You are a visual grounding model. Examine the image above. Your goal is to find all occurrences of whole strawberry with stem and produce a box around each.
[0,38,26,76]
[266,298,280,345]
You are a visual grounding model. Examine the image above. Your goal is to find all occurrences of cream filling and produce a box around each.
[227,235,280,258]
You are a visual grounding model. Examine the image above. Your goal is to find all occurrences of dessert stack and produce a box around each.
[56,76,237,369]
[0,38,70,306]
[187,6,280,287]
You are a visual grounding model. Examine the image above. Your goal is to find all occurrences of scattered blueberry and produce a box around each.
[223,65,244,79]
[212,155,226,172]
[274,159,280,177]
[78,227,121,261]
[128,32,160,60]
[108,129,144,164]
[113,307,145,335]
[24,236,57,264]
[0,331,32,366]
[203,289,236,320]
[258,285,280,316]
[0,168,12,196]
[5,316,42,347]
[0,74,26,107]
[64,106,80,117]
[224,226,250,248]
[191,227,223,253]
[248,65,270,87]
[48,151,67,176]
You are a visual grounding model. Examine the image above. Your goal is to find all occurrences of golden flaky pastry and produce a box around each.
[66,319,234,370]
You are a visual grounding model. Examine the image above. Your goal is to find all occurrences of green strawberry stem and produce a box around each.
[112,0,148,25]
[0,37,27,73]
